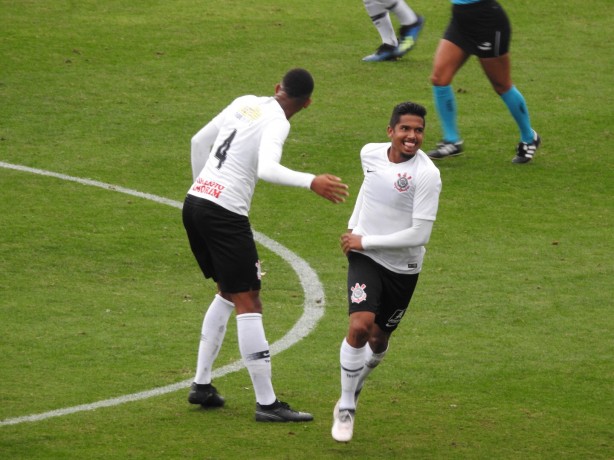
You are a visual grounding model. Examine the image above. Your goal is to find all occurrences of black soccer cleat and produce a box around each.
[362,43,398,62]
[255,400,314,422]
[513,131,541,164]
[427,140,464,159]
[188,382,225,408]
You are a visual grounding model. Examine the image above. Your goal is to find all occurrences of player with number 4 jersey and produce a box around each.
[183,68,348,423]
[189,94,313,216]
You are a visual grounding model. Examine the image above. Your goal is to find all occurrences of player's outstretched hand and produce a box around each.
[311,174,349,204]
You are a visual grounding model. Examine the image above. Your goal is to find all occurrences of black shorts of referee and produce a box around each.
[444,0,511,58]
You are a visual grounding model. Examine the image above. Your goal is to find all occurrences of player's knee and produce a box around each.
[347,325,371,346]
[369,336,389,354]
[430,72,451,87]
[232,291,262,314]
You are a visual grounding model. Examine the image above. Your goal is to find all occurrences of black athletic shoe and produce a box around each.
[188,382,225,408]
[427,140,464,160]
[255,400,314,422]
[362,43,398,62]
[513,131,541,164]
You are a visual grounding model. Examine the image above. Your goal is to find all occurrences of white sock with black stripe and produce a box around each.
[237,313,276,406]
[363,0,398,46]
[356,343,388,395]
[339,338,366,410]
[383,0,418,26]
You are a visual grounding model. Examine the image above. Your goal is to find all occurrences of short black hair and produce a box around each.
[281,68,314,99]
[389,101,427,128]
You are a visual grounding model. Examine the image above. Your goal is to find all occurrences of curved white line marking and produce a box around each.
[0,161,325,427]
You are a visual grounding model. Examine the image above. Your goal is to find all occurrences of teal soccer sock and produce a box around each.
[500,86,534,143]
[433,85,460,143]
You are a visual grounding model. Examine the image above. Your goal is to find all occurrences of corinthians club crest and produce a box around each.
[350,283,367,304]
[394,172,412,192]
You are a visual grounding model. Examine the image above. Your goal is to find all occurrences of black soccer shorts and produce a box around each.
[346,251,419,334]
[183,194,261,293]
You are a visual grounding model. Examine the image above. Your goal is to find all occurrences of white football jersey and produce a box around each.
[188,95,312,216]
[349,143,442,274]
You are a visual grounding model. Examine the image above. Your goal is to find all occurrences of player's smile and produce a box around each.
[402,138,417,152]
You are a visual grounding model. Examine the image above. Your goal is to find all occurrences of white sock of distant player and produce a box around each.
[339,338,366,410]
[194,294,235,384]
[237,313,276,406]
[355,343,388,395]
[363,0,398,46]
[382,0,418,27]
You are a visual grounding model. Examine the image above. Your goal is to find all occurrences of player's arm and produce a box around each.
[190,113,223,181]
[341,219,434,254]
[340,184,364,254]
[362,219,434,249]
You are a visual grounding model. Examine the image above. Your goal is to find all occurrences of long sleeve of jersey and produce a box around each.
[361,218,434,249]
[256,120,315,189]
[190,113,223,181]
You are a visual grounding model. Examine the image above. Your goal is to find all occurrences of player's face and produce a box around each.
[387,114,424,160]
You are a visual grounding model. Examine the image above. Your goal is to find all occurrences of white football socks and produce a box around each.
[385,0,418,27]
[363,0,398,46]
[339,338,366,410]
[363,0,418,45]
[356,343,388,394]
[194,294,234,385]
[339,339,389,409]
[237,312,276,406]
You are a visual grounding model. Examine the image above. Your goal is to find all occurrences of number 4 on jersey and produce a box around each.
[214,129,237,169]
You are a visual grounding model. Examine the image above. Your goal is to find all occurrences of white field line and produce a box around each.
[0,161,325,427]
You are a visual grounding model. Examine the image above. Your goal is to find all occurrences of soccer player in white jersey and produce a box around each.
[182,68,349,422]
[331,102,441,442]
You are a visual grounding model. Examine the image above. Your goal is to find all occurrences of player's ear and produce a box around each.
[387,125,394,138]
[303,97,312,109]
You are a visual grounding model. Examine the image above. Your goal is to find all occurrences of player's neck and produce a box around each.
[274,94,302,120]
[388,147,416,164]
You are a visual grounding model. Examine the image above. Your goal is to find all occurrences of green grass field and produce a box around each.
[1,0,612,458]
